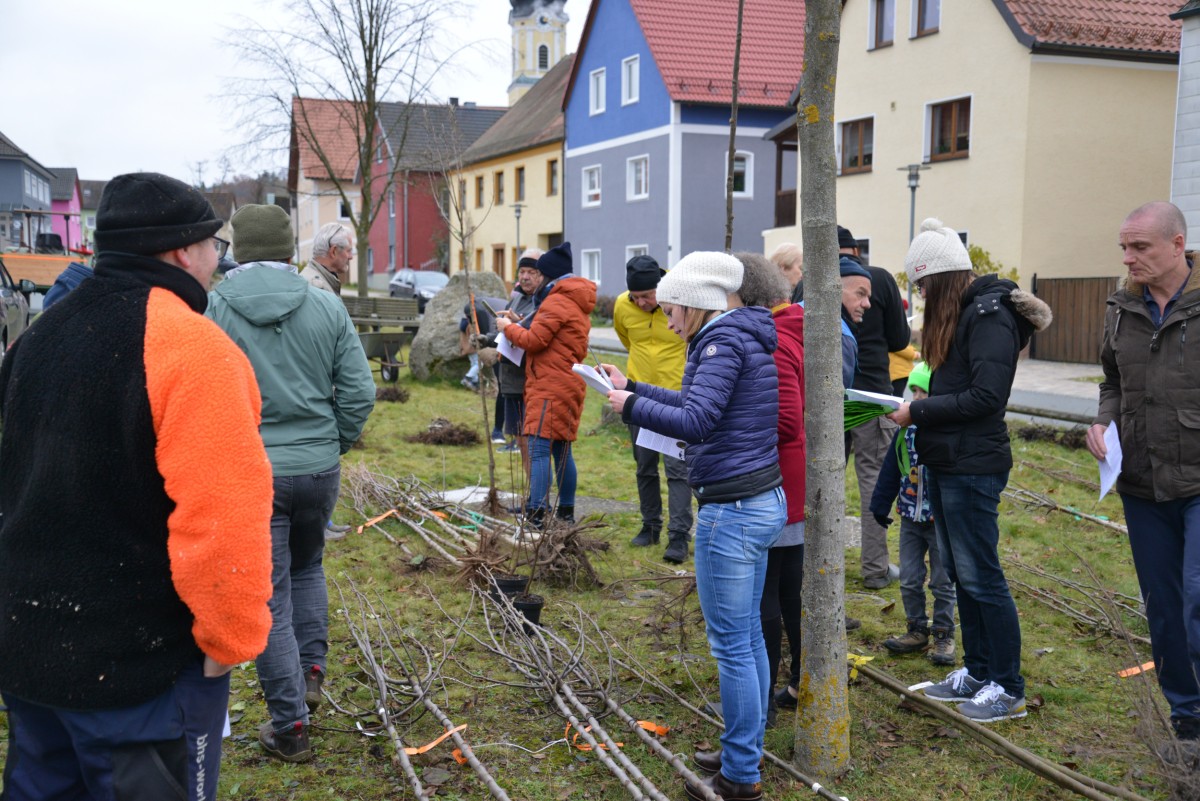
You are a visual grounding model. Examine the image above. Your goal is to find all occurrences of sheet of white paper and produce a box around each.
[636,426,686,461]
[844,388,905,410]
[496,332,524,365]
[572,362,614,394]
[1099,422,1122,501]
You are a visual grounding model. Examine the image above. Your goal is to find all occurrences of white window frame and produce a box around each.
[581,248,602,284]
[582,165,602,208]
[868,0,896,50]
[726,151,754,199]
[339,199,353,220]
[910,0,940,37]
[922,94,973,163]
[626,155,649,201]
[388,189,395,218]
[621,55,640,105]
[589,68,606,115]
[625,244,649,262]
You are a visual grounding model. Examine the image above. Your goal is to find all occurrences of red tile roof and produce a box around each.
[570,0,804,109]
[996,0,1180,57]
[289,97,363,184]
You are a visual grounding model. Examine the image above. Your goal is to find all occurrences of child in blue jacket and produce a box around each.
[870,362,956,665]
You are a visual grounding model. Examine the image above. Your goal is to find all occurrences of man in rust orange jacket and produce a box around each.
[0,172,274,801]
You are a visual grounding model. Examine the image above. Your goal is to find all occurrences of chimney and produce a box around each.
[464,101,477,108]
[449,97,459,107]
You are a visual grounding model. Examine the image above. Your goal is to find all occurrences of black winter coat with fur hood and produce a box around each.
[910,275,1053,474]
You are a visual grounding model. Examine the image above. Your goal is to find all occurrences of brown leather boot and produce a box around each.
[684,770,763,801]
[693,749,722,773]
[884,621,930,654]
[693,749,765,774]
[259,721,313,763]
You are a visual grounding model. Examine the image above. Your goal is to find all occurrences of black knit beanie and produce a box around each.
[625,254,663,291]
[94,172,222,255]
[837,225,858,250]
[536,242,573,281]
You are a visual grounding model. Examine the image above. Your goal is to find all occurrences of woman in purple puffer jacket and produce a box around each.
[604,251,783,801]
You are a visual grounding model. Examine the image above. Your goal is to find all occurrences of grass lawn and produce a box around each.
[3,348,1178,800]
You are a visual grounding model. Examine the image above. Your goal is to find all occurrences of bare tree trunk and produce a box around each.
[794,0,849,781]
[723,0,746,252]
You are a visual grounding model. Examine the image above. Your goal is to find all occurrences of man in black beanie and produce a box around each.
[614,255,693,562]
[0,173,275,800]
[838,225,911,590]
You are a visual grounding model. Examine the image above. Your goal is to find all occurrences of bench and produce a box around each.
[342,296,420,331]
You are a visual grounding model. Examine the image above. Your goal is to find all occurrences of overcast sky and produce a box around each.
[1,0,583,184]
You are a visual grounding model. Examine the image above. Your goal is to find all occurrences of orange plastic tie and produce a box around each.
[403,724,468,756]
[1118,660,1156,678]
[451,748,468,765]
[357,509,399,534]
[565,720,667,750]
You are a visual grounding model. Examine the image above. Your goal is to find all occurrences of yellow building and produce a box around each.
[451,54,574,282]
[508,0,569,105]
[763,0,1180,286]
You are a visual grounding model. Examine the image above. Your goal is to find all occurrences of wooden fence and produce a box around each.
[1029,275,1118,365]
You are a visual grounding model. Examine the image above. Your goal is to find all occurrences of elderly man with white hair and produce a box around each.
[300,223,354,294]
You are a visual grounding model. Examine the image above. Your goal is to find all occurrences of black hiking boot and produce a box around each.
[630,525,660,547]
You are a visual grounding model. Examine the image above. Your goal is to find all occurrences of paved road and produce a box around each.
[590,326,1102,424]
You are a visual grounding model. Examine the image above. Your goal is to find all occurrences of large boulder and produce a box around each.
[410,270,508,380]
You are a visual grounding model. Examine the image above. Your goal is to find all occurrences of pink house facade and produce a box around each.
[48,167,83,253]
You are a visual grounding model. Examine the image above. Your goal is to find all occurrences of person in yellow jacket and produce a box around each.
[613,255,693,563]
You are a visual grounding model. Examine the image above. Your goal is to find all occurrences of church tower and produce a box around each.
[508,0,568,105]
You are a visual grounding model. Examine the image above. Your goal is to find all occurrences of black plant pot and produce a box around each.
[490,573,530,604]
[512,592,544,633]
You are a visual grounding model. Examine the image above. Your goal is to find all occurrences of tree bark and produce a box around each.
[794,0,850,781]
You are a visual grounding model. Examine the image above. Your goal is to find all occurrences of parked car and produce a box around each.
[388,268,448,312]
[0,257,34,359]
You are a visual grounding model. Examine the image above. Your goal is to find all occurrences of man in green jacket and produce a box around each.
[1087,201,1200,747]
[614,254,692,563]
[208,204,375,762]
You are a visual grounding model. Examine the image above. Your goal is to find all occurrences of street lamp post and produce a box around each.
[512,203,524,274]
[897,164,929,308]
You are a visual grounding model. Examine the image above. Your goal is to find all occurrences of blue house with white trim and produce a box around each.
[561,0,803,290]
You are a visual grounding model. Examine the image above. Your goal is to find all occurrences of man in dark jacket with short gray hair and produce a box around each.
[1087,200,1200,745]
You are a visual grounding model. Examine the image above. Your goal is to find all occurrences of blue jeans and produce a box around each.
[898,517,956,632]
[693,487,786,784]
[2,659,229,801]
[1121,492,1200,722]
[927,469,1024,697]
[527,436,576,511]
[258,466,341,731]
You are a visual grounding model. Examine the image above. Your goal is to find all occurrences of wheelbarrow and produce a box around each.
[358,331,410,382]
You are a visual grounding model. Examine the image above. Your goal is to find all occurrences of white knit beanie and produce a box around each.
[657,251,743,311]
[904,218,972,285]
